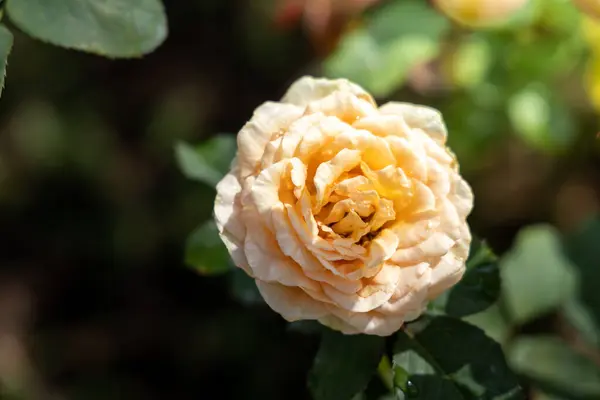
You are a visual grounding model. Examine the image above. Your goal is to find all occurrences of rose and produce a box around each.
[573,0,600,19]
[214,76,473,336]
[433,0,529,27]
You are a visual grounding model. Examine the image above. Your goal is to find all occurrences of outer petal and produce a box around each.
[214,169,251,274]
[379,102,447,145]
[427,250,467,299]
[282,76,375,107]
[327,307,406,336]
[256,281,329,321]
[237,102,303,178]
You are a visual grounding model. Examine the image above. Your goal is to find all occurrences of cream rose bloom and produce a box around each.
[214,77,473,336]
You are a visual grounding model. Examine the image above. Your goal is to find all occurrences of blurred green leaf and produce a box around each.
[0,25,13,98]
[324,0,449,97]
[501,225,578,324]
[463,304,512,346]
[508,336,600,400]
[447,36,492,90]
[431,239,500,318]
[175,135,236,187]
[393,316,524,400]
[6,0,167,57]
[564,217,600,328]
[185,219,230,275]
[308,330,384,400]
[229,268,264,306]
[562,298,600,349]
[507,85,576,153]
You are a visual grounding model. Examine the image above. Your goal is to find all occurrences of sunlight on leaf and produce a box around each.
[393,316,524,400]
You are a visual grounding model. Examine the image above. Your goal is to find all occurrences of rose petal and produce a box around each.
[282,76,375,107]
[237,102,303,178]
[379,102,447,144]
[257,281,329,320]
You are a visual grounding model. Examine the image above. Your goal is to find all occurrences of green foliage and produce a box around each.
[185,220,230,276]
[175,135,237,188]
[324,0,449,97]
[508,336,600,400]
[5,0,168,58]
[177,135,237,275]
[309,330,385,400]
[431,239,500,318]
[564,217,600,327]
[393,316,524,400]
[229,268,264,306]
[501,226,578,324]
[0,24,13,98]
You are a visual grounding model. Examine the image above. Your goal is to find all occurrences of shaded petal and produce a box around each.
[361,163,412,200]
[386,136,428,181]
[257,281,329,320]
[313,149,362,211]
[364,229,400,268]
[449,174,474,218]
[327,307,406,336]
[215,170,245,242]
[244,205,319,290]
[427,252,466,299]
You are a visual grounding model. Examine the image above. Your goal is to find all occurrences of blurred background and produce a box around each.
[0,0,599,399]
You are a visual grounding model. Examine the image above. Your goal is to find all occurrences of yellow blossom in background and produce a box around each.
[433,0,530,27]
[214,77,473,336]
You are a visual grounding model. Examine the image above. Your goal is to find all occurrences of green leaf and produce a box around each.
[564,217,600,328]
[393,316,524,400]
[508,336,600,400]
[431,239,500,318]
[175,135,236,187]
[5,0,167,58]
[308,330,385,400]
[229,268,264,306]
[562,298,600,349]
[185,220,230,276]
[507,85,576,153]
[324,0,449,97]
[501,225,578,324]
[0,25,13,98]
[447,36,492,90]
[463,304,512,346]
[287,320,325,335]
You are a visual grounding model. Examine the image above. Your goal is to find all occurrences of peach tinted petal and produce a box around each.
[282,76,375,107]
[257,281,329,320]
[379,102,447,145]
[237,102,303,178]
